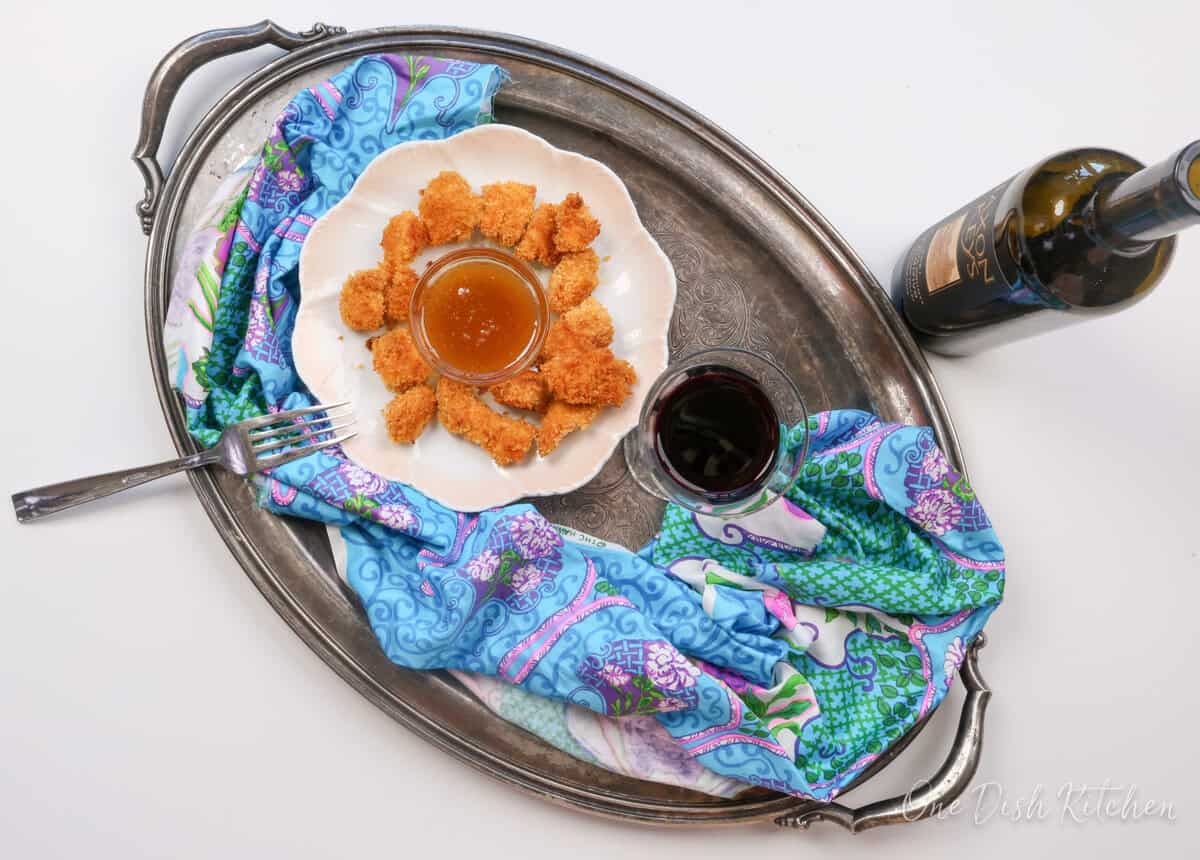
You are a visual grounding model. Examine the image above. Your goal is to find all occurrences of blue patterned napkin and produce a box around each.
[164,54,1005,801]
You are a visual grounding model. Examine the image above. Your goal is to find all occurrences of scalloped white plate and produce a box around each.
[295,124,676,511]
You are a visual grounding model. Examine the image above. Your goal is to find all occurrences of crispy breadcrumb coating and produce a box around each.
[436,378,535,466]
[540,319,588,362]
[514,203,562,267]
[489,370,549,413]
[380,211,429,267]
[479,182,536,247]
[339,266,388,331]
[561,298,613,349]
[384,264,419,325]
[540,298,614,362]
[419,171,481,245]
[370,327,431,391]
[541,347,636,407]
[553,192,600,253]
[383,384,437,443]
[548,249,600,313]
[536,400,602,456]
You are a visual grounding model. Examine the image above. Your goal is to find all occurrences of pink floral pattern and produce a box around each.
[244,297,271,350]
[907,488,961,536]
[654,697,690,712]
[644,642,700,692]
[449,513,565,617]
[599,663,631,687]
[508,512,561,560]
[943,636,967,688]
[339,463,388,497]
[576,639,701,716]
[922,448,950,483]
[466,550,500,582]
[275,170,303,192]
[510,564,545,594]
[375,503,416,530]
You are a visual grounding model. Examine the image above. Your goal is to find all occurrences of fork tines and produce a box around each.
[243,401,358,469]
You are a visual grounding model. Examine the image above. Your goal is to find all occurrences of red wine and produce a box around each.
[652,365,779,502]
[892,140,1200,355]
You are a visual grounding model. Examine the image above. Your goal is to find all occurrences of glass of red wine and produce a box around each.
[624,347,809,518]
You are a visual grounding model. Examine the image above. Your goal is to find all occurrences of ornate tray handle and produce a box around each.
[132,20,346,235]
[776,635,992,832]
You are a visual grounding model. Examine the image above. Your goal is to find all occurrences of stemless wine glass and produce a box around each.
[624,347,808,518]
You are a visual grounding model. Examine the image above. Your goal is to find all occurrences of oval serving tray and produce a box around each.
[137,22,990,832]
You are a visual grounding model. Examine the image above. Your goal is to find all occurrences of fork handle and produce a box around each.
[11,450,220,523]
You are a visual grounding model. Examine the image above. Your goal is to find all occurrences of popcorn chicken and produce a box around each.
[419,171,481,244]
[553,192,600,253]
[561,298,614,348]
[384,264,419,325]
[548,249,600,313]
[436,378,535,466]
[384,384,437,443]
[369,327,430,391]
[514,203,562,267]
[489,370,549,413]
[380,211,429,266]
[540,319,587,362]
[480,181,536,247]
[536,400,602,456]
[339,266,388,331]
[540,298,613,362]
[541,347,636,407]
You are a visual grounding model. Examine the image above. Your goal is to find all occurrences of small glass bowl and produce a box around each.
[409,247,549,387]
[623,347,809,518]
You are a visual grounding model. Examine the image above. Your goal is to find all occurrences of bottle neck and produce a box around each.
[1092,140,1200,247]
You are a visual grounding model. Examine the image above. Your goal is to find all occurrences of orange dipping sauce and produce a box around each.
[412,250,547,382]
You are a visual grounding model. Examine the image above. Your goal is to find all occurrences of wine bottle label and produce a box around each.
[900,180,1008,308]
[893,145,1188,354]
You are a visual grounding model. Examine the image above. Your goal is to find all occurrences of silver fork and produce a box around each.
[12,401,356,523]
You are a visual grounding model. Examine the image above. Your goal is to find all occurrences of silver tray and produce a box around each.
[137,21,991,832]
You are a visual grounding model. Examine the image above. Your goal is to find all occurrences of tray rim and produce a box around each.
[141,23,981,830]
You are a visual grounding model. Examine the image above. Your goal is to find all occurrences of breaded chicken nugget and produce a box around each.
[540,319,589,362]
[380,211,429,266]
[561,297,613,347]
[339,266,388,331]
[419,171,481,245]
[553,192,600,253]
[384,384,437,443]
[540,299,614,362]
[536,400,602,456]
[436,378,535,466]
[384,264,419,325]
[514,203,562,267]
[370,327,430,391]
[548,249,600,313]
[489,370,549,413]
[479,182,536,247]
[541,347,636,407]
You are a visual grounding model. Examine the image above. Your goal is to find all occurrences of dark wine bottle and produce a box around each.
[892,140,1200,355]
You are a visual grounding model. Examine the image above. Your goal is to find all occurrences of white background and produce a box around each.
[2,2,1196,857]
